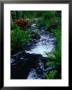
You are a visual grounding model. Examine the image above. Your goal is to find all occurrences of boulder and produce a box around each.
[11,51,48,79]
[31,32,40,40]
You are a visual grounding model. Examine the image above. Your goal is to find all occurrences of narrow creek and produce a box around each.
[11,25,57,79]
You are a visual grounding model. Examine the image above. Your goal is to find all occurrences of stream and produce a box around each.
[11,25,57,79]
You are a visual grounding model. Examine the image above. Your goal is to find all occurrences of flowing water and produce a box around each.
[25,32,56,57]
[11,25,56,79]
[25,28,56,79]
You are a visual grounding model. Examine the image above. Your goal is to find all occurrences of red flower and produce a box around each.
[16,19,29,28]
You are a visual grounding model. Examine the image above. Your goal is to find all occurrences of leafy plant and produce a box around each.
[45,29,61,79]
[45,70,58,79]
[11,27,32,54]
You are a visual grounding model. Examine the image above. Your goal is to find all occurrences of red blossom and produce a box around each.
[16,19,29,28]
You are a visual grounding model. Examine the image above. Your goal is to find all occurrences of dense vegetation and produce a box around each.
[11,11,61,79]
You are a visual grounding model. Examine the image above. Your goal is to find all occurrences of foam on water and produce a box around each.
[27,69,41,79]
[25,34,55,57]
